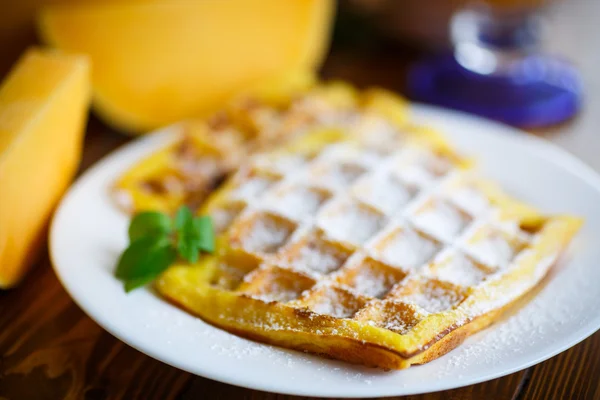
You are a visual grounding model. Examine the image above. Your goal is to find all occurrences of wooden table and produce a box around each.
[1,1,599,399]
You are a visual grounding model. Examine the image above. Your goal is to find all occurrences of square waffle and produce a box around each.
[155,119,581,369]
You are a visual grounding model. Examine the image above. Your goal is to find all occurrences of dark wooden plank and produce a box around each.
[0,257,192,400]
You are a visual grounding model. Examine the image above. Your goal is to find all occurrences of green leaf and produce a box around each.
[174,205,207,263]
[174,206,194,231]
[115,236,177,291]
[194,216,215,253]
[124,274,159,293]
[177,238,199,264]
[116,237,155,279]
[128,211,172,242]
[116,206,216,293]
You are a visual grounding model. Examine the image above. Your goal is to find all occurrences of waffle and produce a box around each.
[156,121,582,369]
[112,78,408,214]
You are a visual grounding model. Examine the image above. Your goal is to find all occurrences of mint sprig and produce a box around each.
[115,206,215,292]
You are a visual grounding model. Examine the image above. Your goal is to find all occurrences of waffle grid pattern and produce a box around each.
[203,131,535,337]
[148,83,581,369]
[112,82,393,214]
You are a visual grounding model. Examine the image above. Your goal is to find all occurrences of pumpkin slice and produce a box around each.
[38,0,334,134]
[0,48,90,288]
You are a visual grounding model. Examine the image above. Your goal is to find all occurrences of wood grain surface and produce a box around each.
[1,0,599,399]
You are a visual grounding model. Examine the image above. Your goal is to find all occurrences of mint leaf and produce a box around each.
[115,237,156,279]
[174,205,207,263]
[128,211,172,242]
[174,206,194,231]
[194,216,215,253]
[116,206,216,292]
[115,236,176,290]
[177,239,199,263]
[124,274,161,293]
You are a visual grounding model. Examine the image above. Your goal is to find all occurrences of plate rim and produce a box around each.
[49,104,600,398]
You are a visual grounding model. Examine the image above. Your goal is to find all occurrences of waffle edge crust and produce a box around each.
[120,82,581,369]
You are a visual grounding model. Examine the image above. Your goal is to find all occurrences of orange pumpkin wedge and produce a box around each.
[38,0,334,134]
[0,48,91,288]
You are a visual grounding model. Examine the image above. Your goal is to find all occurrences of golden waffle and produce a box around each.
[112,77,409,214]
[156,123,582,369]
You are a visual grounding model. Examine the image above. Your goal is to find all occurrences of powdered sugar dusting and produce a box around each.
[354,172,414,215]
[397,281,464,313]
[376,227,440,270]
[358,300,430,335]
[448,185,491,217]
[428,252,490,287]
[347,267,398,298]
[434,255,594,377]
[311,162,367,190]
[241,214,296,253]
[411,200,471,242]
[394,147,451,188]
[352,114,402,155]
[319,201,385,245]
[286,237,349,274]
[309,286,364,318]
[231,174,277,200]
[466,230,518,268]
[211,202,245,233]
[253,154,306,176]
[268,186,329,221]
[350,271,390,298]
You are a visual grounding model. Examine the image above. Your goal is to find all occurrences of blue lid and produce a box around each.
[407,54,582,128]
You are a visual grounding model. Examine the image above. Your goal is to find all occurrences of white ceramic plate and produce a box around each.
[50,105,600,398]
